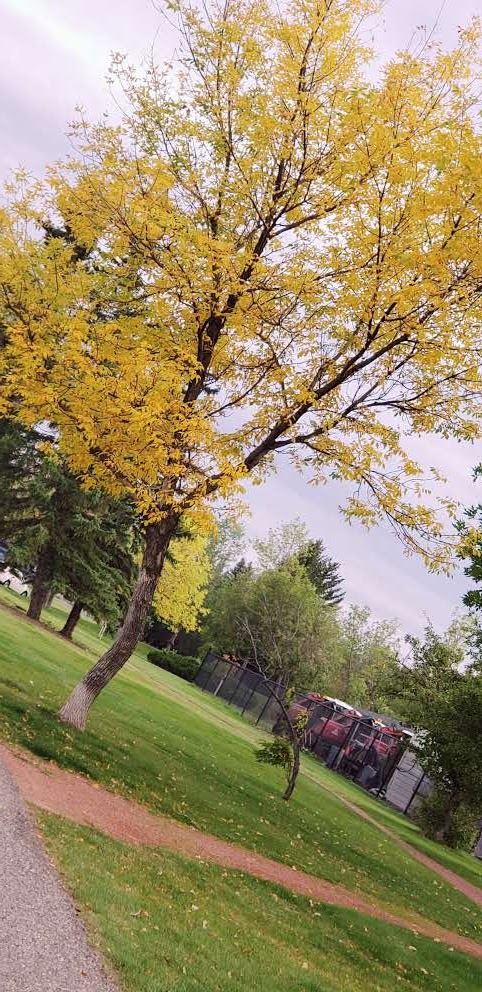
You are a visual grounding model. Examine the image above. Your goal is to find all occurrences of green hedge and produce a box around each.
[146,647,201,682]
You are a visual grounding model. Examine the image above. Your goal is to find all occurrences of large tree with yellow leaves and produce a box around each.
[2,0,482,727]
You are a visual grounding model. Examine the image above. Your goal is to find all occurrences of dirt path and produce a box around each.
[309,777,482,907]
[2,744,481,963]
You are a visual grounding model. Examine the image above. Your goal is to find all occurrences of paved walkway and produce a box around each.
[0,756,117,992]
[2,744,482,962]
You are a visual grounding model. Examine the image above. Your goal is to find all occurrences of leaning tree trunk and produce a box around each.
[278,697,301,801]
[57,517,178,730]
[283,734,301,801]
[60,600,83,640]
[27,549,53,621]
[255,665,301,801]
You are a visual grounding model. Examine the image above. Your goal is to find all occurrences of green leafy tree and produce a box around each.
[324,605,399,709]
[254,519,344,605]
[0,419,138,633]
[390,621,482,846]
[202,560,339,686]
[414,677,482,847]
[393,620,467,724]
[255,704,307,801]
[254,520,311,571]
[206,517,246,581]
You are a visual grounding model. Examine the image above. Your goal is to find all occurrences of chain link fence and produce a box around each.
[195,652,422,810]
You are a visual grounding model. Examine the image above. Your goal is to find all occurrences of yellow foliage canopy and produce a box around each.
[153,531,212,633]
[2,1,482,568]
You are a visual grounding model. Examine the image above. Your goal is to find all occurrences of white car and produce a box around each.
[0,568,30,597]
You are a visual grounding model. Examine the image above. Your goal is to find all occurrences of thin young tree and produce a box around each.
[2,1,482,727]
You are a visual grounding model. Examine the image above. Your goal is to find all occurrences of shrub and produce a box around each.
[255,736,293,775]
[414,789,479,850]
[146,648,200,682]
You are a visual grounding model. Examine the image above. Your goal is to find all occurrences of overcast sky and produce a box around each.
[1,0,481,635]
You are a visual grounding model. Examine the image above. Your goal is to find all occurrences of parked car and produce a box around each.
[0,568,30,597]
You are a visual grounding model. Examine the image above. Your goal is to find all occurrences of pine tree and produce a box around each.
[0,419,138,631]
[296,540,344,606]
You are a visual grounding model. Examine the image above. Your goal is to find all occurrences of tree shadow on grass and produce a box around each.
[0,694,116,778]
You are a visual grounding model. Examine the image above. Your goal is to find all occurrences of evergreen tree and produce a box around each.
[0,419,138,631]
[296,539,344,606]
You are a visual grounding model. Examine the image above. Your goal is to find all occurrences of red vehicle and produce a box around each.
[307,709,360,747]
[273,695,358,744]
[273,694,408,780]
[340,725,406,785]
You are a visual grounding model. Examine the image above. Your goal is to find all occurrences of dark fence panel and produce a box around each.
[230,669,263,712]
[242,685,273,724]
[194,650,220,690]
[215,664,242,703]
[203,657,233,696]
[243,678,285,726]
[257,687,286,729]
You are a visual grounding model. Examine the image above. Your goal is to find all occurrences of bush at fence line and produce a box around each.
[414,788,480,850]
[146,648,201,682]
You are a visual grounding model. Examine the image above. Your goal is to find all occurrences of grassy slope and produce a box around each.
[40,592,482,889]
[303,758,482,889]
[0,594,481,943]
[39,813,482,992]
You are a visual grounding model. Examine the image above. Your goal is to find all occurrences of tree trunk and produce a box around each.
[57,517,178,730]
[166,629,178,649]
[27,549,53,621]
[278,694,301,801]
[60,600,83,639]
[44,588,55,608]
[283,737,300,801]
[434,792,461,844]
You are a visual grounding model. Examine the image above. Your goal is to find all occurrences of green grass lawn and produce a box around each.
[0,593,481,946]
[38,812,482,992]
[2,587,478,886]
[300,756,482,891]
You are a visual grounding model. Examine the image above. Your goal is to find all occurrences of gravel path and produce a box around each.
[2,743,482,962]
[0,756,118,992]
